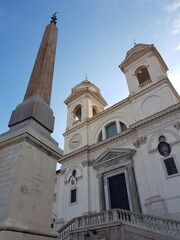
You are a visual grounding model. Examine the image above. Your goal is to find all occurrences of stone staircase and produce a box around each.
[58,209,180,240]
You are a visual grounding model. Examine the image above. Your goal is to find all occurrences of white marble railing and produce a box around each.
[139,79,152,88]
[58,209,180,239]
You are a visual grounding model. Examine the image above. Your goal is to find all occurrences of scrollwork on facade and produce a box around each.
[60,168,66,175]
[82,160,93,167]
[133,136,147,148]
[96,173,102,178]
[127,161,134,168]
[174,122,180,130]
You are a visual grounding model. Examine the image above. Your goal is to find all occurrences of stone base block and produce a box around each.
[0,230,58,240]
[8,96,54,133]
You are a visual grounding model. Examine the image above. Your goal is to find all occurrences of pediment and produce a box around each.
[120,44,153,71]
[93,148,135,167]
[64,89,85,104]
[64,87,107,106]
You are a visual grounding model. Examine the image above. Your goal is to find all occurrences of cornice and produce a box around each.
[120,44,168,73]
[86,78,178,125]
[120,46,153,72]
[61,102,180,163]
[131,102,180,129]
[60,128,135,163]
[129,78,175,101]
[64,88,107,106]
[63,120,89,136]
[0,131,63,160]
[58,145,89,163]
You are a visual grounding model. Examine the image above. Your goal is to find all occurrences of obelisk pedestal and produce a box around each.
[0,123,62,240]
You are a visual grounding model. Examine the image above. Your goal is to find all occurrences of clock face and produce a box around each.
[69,134,82,149]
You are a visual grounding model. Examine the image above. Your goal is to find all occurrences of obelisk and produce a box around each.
[0,13,63,240]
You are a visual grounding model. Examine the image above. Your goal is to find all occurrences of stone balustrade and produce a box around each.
[139,79,152,88]
[58,209,180,239]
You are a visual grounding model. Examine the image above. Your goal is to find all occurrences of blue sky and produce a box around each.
[0,0,180,149]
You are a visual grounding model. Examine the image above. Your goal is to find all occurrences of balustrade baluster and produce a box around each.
[121,210,125,221]
[58,209,180,239]
[118,209,122,221]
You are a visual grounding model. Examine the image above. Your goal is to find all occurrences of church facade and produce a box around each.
[53,43,180,233]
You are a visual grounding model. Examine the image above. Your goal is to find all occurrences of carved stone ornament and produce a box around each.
[96,173,102,178]
[102,152,122,161]
[174,122,180,130]
[20,185,28,194]
[133,136,147,148]
[82,160,93,167]
[60,168,66,175]
[93,148,136,171]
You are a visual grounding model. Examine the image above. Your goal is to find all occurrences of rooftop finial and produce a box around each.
[51,12,58,24]
[133,39,137,46]
[85,74,88,80]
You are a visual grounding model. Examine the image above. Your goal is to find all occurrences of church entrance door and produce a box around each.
[108,173,130,210]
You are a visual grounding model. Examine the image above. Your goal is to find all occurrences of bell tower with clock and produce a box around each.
[63,79,107,154]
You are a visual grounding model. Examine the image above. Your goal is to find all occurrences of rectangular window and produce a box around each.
[53,193,56,202]
[164,157,178,176]
[106,122,117,138]
[70,189,77,203]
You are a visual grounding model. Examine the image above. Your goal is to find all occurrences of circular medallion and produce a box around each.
[142,96,162,115]
[158,142,171,156]
[69,176,77,188]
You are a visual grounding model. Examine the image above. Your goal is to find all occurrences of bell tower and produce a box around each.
[119,44,180,120]
[119,44,169,95]
[64,79,107,154]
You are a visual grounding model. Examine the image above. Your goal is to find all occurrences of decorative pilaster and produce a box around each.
[127,164,141,212]
[97,173,105,211]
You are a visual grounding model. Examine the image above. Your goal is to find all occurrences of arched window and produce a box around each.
[92,106,98,117]
[106,122,117,138]
[120,122,127,132]
[73,105,82,122]
[97,121,128,143]
[97,131,103,142]
[136,66,151,86]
